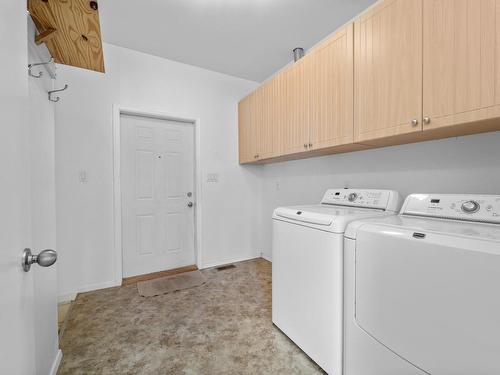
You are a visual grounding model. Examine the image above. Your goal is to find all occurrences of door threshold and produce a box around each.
[122,265,198,286]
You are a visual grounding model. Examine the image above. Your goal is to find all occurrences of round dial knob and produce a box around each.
[461,200,480,214]
[348,192,358,202]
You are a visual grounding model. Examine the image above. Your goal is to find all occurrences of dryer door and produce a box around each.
[354,224,500,375]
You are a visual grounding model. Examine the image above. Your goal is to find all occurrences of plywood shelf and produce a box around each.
[28,0,105,73]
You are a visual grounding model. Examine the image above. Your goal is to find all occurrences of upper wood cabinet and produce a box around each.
[354,0,423,143]
[239,78,283,163]
[238,93,256,164]
[308,24,354,150]
[238,0,500,164]
[259,79,282,160]
[423,0,500,130]
[282,60,310,155]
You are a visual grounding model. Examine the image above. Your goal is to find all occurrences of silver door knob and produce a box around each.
[187,202,194,208]
[22,248,57,272]
[411,119,419,126]
[423,117,431,125]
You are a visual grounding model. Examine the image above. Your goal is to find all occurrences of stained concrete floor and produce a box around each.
[58,258,324,374]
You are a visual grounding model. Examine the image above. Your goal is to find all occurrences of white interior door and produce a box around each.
[28,33,59,375]
[121,114,196,278]
[1,4,58,374]
[0,35,36,375]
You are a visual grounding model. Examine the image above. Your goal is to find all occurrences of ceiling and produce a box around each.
[99,0,376,82]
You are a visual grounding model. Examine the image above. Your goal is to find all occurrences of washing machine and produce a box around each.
[272,188,402,374]
[344,193,500,375]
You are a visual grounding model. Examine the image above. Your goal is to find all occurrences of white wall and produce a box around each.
[28,21,59,375]
[259,132,500,260]
[55,43,259,300]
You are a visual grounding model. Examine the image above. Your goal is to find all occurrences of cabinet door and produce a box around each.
[238,93,257,164]
[258,79,282,159]
[354,0,423,143]
[282,61,309,155]
[309,23,354,150]
[423,0,500,130]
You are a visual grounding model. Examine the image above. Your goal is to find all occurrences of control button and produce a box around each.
[348,193,358,202]
[461,200,480,214]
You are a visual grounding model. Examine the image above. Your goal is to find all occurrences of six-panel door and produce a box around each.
[423,0,500,130]
[120,114,196,278]
[354,0,423,143]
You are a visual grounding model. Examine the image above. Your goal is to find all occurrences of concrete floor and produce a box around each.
[58,259,324,374]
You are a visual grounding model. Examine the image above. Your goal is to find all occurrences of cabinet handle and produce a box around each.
[304,144,308,149]
[254,154,259,159]
[411,119,419,126]
[423,117,431,125]
[309,143,313,148]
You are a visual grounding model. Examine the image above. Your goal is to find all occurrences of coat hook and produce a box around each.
[48,84,68,102]
[28,58,54,78]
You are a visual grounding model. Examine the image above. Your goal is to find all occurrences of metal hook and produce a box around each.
[28,58,54,78]
[48,84,68,102]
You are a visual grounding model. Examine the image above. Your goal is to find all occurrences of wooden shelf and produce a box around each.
[28,0,105,73]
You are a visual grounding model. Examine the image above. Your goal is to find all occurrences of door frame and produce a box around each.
[112,104,203,285]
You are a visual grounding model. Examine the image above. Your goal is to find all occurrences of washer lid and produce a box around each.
[354,224,500,374]
[274,206,333,226]
[273,205,392,233]
[345,214,500,241]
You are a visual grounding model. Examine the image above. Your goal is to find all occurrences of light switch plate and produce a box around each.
[206,173,218,183]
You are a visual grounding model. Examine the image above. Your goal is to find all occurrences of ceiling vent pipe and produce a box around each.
[293,47,305,62]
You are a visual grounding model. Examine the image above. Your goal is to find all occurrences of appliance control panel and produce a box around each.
[321,189,400,211]
[401,194,500,224]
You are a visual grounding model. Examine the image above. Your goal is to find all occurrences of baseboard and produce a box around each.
[58,292,77,303]
[261,253,272,263]
[58,280,120,303]
[201,254,261,269]
[49,349,62,375]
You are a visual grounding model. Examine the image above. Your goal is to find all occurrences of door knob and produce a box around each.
[411,119,419,126]
[22,248,57,272]
[187,202,194,208]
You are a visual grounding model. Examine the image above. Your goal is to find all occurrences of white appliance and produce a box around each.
[344,194,500,375]
[272,188,401,374]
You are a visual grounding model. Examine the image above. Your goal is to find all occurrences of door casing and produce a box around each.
[112,105,203,285]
